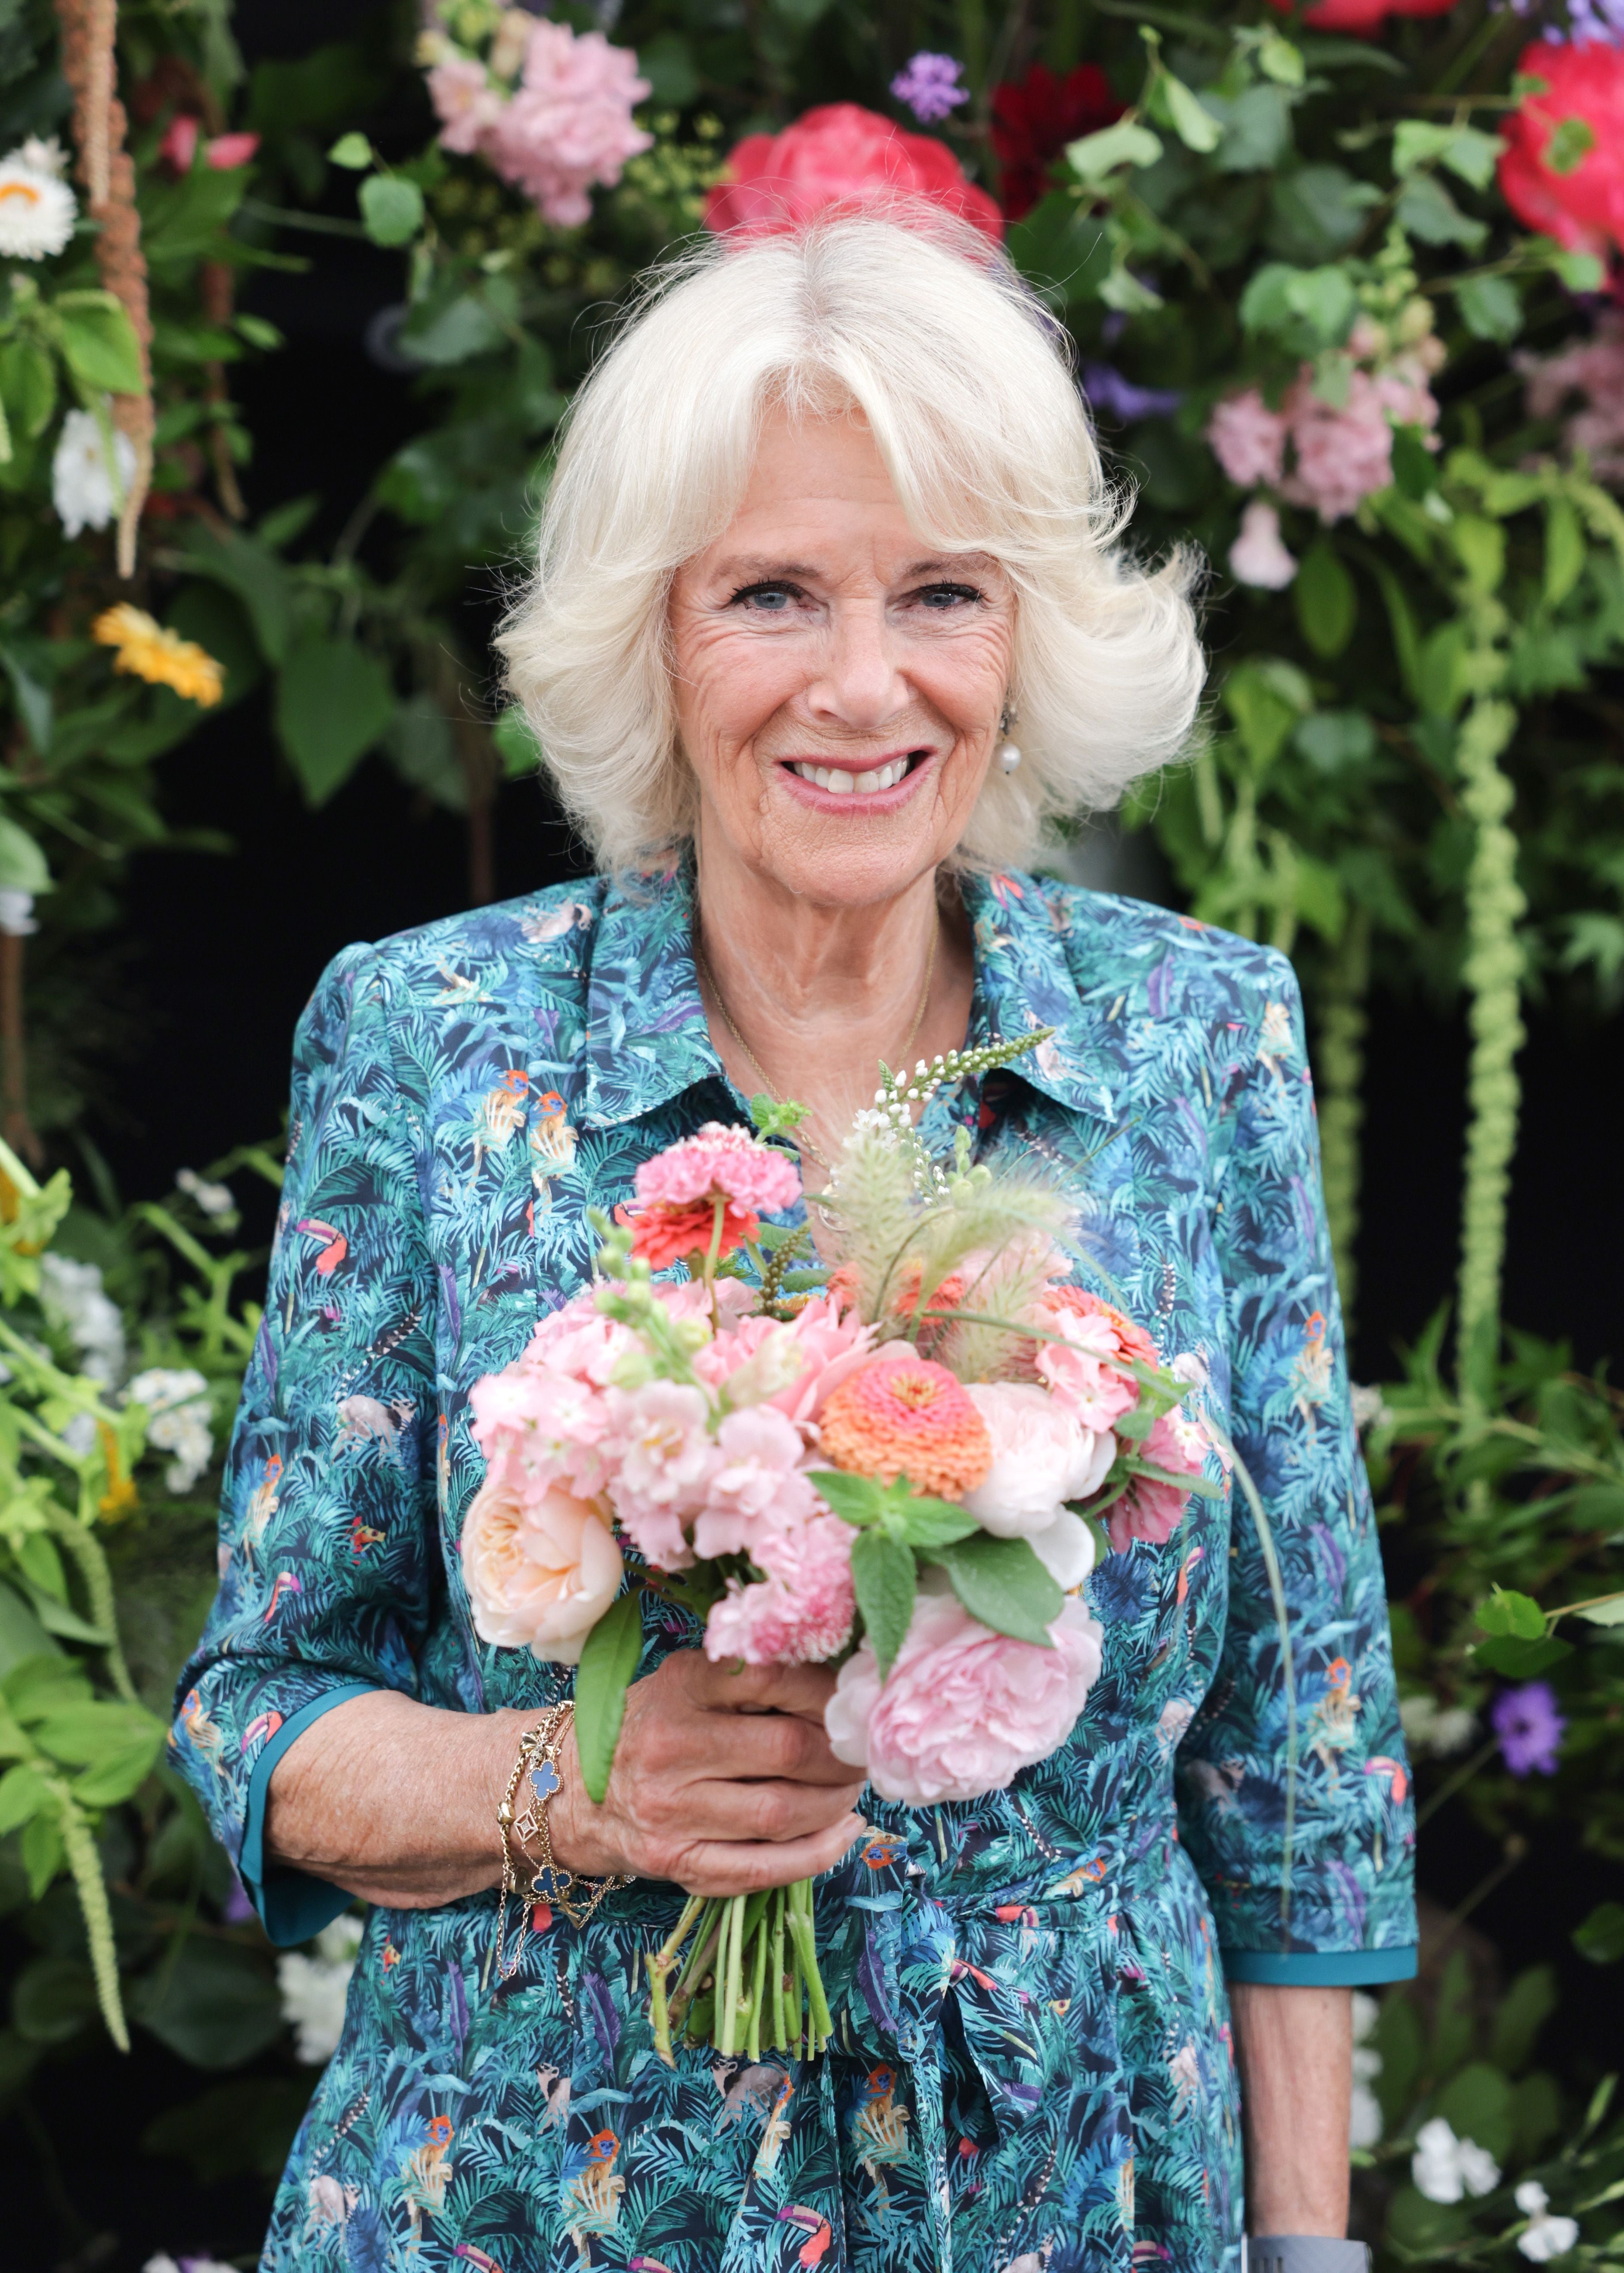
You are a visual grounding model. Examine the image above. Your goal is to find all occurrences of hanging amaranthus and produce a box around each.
[1316,909,1370,1328]
[1454,697,1525,1399]
[55,0,154,577]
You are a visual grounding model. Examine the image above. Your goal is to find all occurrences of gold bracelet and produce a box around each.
[494,1704,630,1977]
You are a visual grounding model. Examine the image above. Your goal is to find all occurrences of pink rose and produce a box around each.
[1109,1407,1210,1552]
[605,1379,717,1568]
[461,1474,623,1663]
[692,1404,818,1558]
[704,1511,855,1665]
[961,1381,1116,1536]
[825,1585,1103,1803]
[768,1293,879,1427]
[705,102,1004,242]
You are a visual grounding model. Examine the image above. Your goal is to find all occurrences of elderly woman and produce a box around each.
[176,215,1414,2273]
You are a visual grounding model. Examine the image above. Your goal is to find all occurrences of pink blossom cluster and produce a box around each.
[1208,332,1444,528]
[634,1121,803,1215]
[427,21,651,228]
[1519,316,1624,487]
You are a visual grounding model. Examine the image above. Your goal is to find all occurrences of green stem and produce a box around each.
[1454,698,1525,1406]
[747,1895,768,2062]
[770,1889,787,2052]
[1414,1733,1500,1831]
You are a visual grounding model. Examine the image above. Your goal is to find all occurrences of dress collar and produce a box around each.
[577,861,1102,1131]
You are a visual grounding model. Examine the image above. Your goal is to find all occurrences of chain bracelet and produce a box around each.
[493,1702,631,1979]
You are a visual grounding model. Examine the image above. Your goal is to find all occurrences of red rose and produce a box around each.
[1499,39,1624,260]
[704,101,1003,242]
[1266,0,1455,32]
[989,63,1122,222]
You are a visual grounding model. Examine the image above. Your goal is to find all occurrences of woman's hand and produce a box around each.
[552,1651,868,1896]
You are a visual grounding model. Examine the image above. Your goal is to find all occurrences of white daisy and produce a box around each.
[0,151,77,258]
[52,406,137,539]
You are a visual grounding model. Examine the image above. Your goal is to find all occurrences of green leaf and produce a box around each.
[134,1937,284,2070]
[493,706,539,778]
[850,1530,917,1680]
[168,523,294,663]
[0,340,56,440]
[573,1589,645,1805]
[1574,1593,1624,1628]
[1437,2060,1514,2161]
[1472,1632,1571,1678]
[892,1497,980,1550]
[638,31,700,105]
[1204,83,1295,173]
[1574,1901,1624,1965]
[54,299,145,396]
[1294,542,1357,659]
[1455,273,1522,346]
[397,290,507,367]
[73,1732,165,1807]
[12,1955,99,2047]
[1544,495,1585,608]
[0,1762,50,1836]
[0,643,51,759]
[1240,262,1357,348]
[810,1469,886,1527]
[1491,1964,1558,2074]
[33,1700,161,1768]
[274,638,394,806]
[0,814,51,895]
[21,1808,62,1899]
[1258,33,1305,85]
[359,174,425,248]
[1065,120,1163,183]
[1393,122,1499,190]
[144,2078,313,2185]
[1155,72,1221,155]
[1550,247,1605,293]
[1545,115,1596,175]
[922,1533,1062,1649]
[327,132,372,169]
[1477,1586,1547,1640]
[1294,709,1376,774]
[1396,173,1487,250]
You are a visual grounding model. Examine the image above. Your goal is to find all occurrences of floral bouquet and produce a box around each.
[462,1031,1217,2063]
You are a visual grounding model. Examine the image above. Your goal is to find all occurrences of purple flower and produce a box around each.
[221,1873,256,1923]
[890,53,970,125]
[1082,362,1184,424]
[1492,1681,1566,1777]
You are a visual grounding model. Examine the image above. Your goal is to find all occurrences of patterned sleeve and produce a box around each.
[170,944,438,1945]
[1176,953,1418,1984]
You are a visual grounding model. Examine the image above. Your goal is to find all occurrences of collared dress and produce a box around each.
[173,867,1416,2273]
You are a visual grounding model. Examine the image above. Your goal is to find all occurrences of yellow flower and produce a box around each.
[96,1419,139,1523]
[91,603,224,707]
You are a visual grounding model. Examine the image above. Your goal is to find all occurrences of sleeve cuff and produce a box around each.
[1221,1947,1419,1986]
[240,1683,378,1948]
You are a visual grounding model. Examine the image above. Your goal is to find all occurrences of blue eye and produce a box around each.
[919,583,983,609]
[729,583,798,611]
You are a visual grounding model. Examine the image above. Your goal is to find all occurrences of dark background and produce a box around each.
[11,1,1621,2263]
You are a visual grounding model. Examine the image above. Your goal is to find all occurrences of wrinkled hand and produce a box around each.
[552,1650,868,1896]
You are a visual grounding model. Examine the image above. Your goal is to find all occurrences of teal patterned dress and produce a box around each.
[173,866,1416,2273]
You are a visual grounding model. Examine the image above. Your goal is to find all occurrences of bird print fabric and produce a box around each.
[173,864,1415,2273]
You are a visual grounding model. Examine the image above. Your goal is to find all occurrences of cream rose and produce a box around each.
[961,1381,1115,1536]
[461,1472,624,1663]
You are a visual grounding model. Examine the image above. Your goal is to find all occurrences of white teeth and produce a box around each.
[790,759,909,792]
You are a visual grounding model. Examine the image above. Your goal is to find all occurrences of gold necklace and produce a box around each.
[692,918,939,1178]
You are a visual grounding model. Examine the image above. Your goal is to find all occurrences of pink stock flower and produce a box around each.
[427,56,506,154]
[1208,390,1288,489]
[1108,1407,1210,1552]
[692,1404,819,1558]
[1229,501,1299,591]
[961,1381,1115,1536]
[704,1511,856,1665]
[825,1586,1104,1803]
[485,22,651,226]
[460,1473,623,1663]
[605,1379,717,1568]
[472,1367,619,1501]
[1280,368,1401,524]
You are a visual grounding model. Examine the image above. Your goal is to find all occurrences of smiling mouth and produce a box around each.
[784,752,926,795]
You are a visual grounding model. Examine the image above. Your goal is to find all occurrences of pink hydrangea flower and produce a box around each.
[1208,389,1288,488]
[1109,1407,1210,1552]
[1229,500,1299,590]
[635,1121,802,1216]
[825,1586,1104,1802]
[484,22,652,226]
[704,1511,856,1665]
[691,1404,818,1558]
[1279,369,1400,524]
[605,1379,717,1568]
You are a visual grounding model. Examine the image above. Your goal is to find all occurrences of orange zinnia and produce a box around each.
[818,1354,992,1497]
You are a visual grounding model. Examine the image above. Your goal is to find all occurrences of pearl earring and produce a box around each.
[997,701,1022,774]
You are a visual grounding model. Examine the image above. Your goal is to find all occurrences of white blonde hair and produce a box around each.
[498,209,1204,873]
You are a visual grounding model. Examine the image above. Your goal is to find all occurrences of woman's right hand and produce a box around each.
[552,1649,868,1896]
